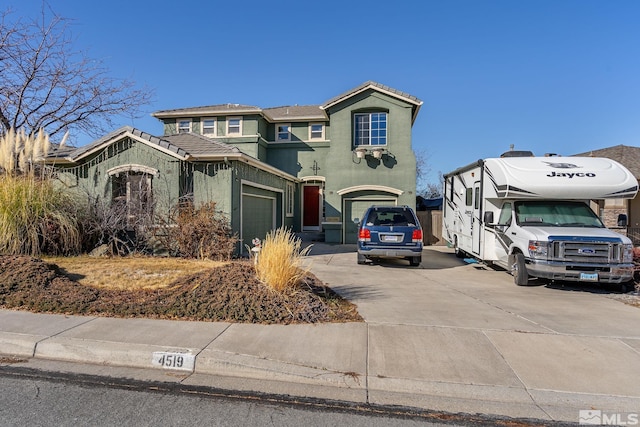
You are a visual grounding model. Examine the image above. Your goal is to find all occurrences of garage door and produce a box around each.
[242,194,275,247]
[343,198,396,244]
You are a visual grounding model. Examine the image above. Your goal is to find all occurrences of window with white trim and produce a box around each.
[286,182,295,217]
[309,123,324,140]
[178,119,191,133]
[202,118,216,136]
[277,124,291,141]
[227,117,242,135]
[354,112,387,146]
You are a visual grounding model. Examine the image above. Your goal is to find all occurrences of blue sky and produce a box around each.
[7,1,640,184]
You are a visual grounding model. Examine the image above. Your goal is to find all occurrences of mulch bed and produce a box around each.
[0,256,362,324]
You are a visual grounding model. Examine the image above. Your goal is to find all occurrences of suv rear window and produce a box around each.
[365,209,417,226]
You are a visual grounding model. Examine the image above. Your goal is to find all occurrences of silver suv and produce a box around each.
[355,205,423,266]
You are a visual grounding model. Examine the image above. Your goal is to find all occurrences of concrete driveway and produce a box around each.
[307,244,640,421]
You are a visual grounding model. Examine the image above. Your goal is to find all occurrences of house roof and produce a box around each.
[60,126,189,162]
[152,104,262,119]
[163,132,241,157]
[150,81,422,124]
[262,105,327,122]
[321,81,424,124]
[573,144,640,178]
[46,126,298,181]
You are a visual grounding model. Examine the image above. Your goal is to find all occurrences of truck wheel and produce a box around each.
[512,252,529,286]
[357,253,367,265]
[409,256,421,266]
[454,237,465,258]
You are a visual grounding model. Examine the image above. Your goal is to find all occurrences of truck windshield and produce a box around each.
[514,201,604,228]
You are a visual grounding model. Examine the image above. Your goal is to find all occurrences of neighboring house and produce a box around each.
[48,81,423,250]
[572,145,640,242]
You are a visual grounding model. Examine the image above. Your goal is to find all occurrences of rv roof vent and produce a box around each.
[500,150,534,158]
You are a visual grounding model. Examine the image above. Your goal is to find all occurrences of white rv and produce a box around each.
[442,152,638,286]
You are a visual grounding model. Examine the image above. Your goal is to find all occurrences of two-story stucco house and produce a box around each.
[50,81,423,251]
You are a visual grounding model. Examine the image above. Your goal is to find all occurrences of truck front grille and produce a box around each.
[549,240,623,263]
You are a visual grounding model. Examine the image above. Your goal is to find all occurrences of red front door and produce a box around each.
[303,185,320,229]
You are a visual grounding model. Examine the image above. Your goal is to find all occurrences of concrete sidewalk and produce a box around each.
[1,244,640,424]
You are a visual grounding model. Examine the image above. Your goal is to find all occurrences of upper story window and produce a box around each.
[227,117,242,136]
[354,112,387,146]
[277,124,291,141]
[309,123,324,140]
[202,118,216,136]
[178,119,191,133]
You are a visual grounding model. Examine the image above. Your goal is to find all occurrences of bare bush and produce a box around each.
[154,201,238,260]
[78,193,155,256]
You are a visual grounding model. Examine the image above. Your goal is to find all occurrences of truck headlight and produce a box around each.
[528,240,548,259]
[623,244,633,263]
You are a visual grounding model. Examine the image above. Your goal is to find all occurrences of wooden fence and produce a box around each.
[416,210,444,246]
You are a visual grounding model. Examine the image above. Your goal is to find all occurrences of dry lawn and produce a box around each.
[1,255,362,324]
[43,256,226,290]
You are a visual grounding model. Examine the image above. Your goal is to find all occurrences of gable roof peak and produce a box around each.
[321,80,423,124]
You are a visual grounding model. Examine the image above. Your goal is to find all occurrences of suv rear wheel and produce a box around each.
[409,256,421,266]
[357,253,367,265]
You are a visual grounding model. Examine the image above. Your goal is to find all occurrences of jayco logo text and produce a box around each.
[547,172,596,178]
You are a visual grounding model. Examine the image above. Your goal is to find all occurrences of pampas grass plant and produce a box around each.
[255,227,312,293]
[0,128,80,256]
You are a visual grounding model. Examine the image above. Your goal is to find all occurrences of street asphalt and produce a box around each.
[1,244,639,424]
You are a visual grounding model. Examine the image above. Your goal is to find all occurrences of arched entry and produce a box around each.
[301,177,325,231]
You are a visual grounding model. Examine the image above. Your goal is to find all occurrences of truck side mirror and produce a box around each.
[618,214,628,227]
[483,211,494,225]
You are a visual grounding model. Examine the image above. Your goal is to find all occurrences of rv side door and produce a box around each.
[472,182,481,255]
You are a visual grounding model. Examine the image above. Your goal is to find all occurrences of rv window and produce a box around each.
[498,203,512,225]
[474,187,480,209]
[465,188,473,206]
[448,177,454,200]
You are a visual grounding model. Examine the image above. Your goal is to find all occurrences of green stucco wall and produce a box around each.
[322,90,417,218]
[56,138,183,217]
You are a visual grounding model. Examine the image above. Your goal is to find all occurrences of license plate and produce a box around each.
[382,235,400,242]
[579,272,598,282]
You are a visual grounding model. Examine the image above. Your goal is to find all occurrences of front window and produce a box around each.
[515,201,604,227]
[202,118,216,136]
[111,172,153,229]
[309,123,324,140]
[277,124,291,141]
[354,112,387,146]
[178,119,191,133]
[227,117,242,135]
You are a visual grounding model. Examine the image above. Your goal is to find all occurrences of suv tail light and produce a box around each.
[359,228,371,242]
[412,229,423,243]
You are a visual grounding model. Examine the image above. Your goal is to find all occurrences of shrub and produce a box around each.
[77,192,155,256]
[254,227,312,293]
[155,201,238,260]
